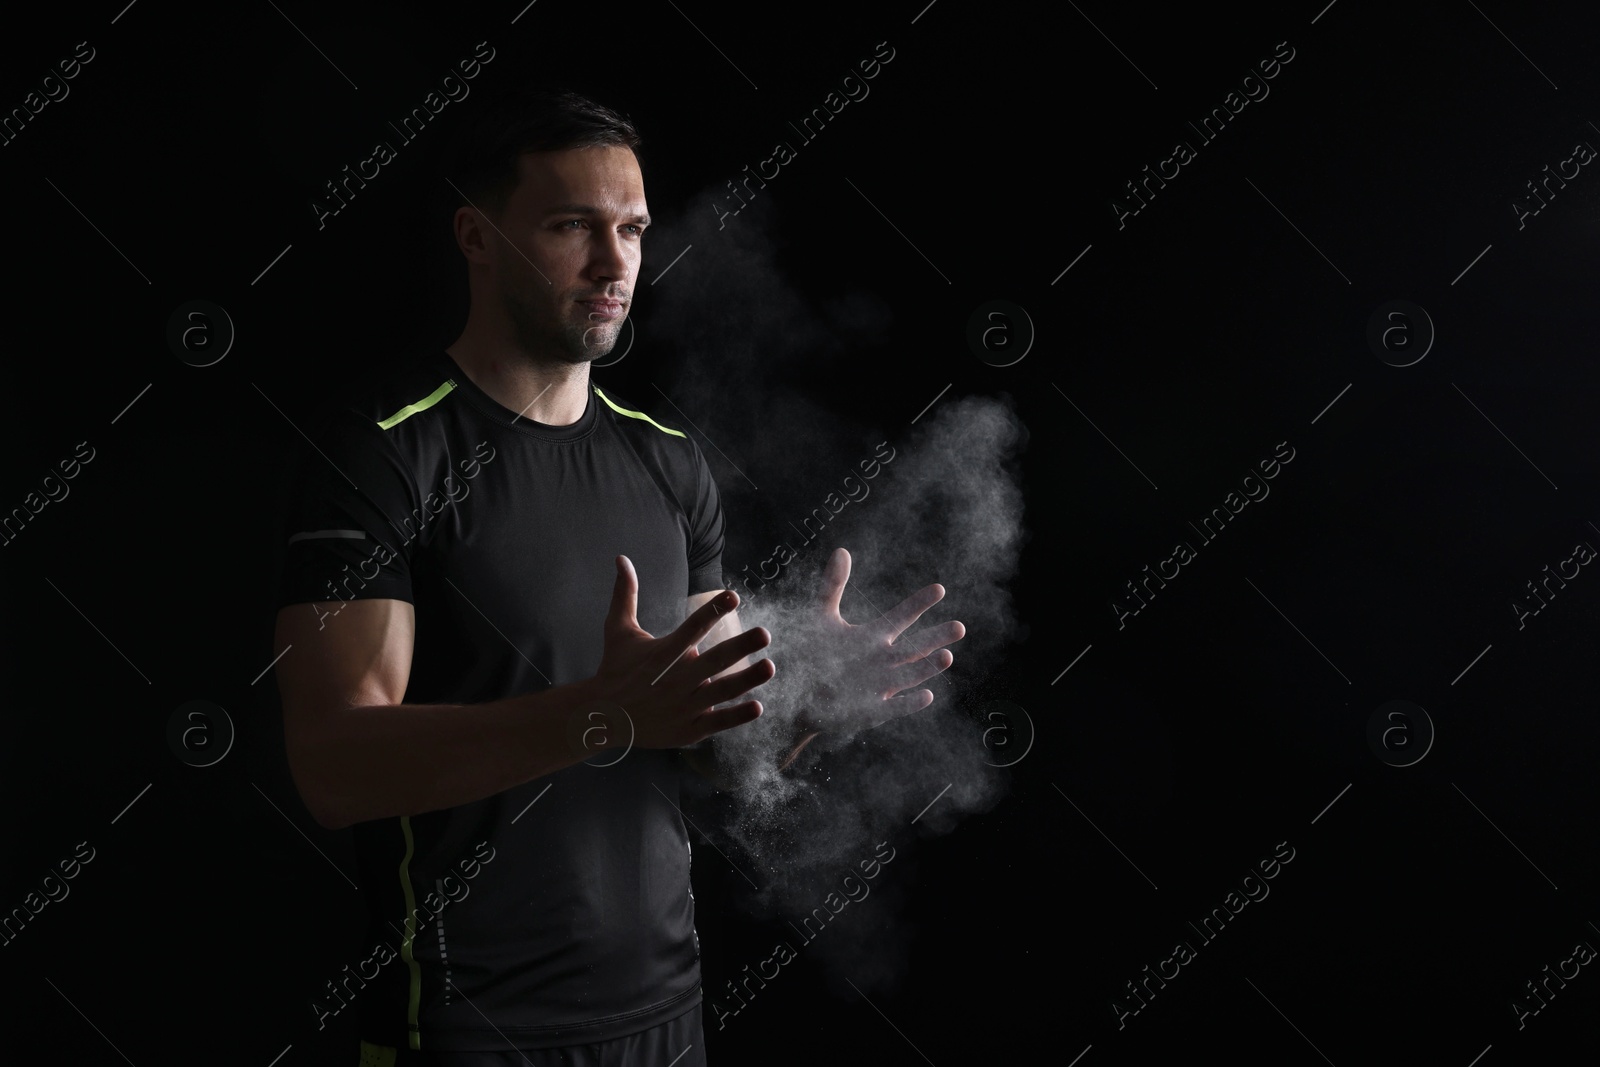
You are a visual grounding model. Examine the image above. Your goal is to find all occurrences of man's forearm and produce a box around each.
[289,679,604,830]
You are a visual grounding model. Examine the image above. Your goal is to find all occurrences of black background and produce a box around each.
[3,1,1600,1064]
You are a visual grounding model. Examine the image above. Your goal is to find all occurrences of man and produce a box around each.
[272,87,964,1066]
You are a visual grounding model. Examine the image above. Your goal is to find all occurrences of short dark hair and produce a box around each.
[449,87,642,217]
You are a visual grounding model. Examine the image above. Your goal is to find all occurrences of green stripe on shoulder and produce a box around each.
[378,379,456,431]
[592,385,685,438]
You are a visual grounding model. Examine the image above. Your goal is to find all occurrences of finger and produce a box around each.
[870,688,934,727]
[695,659,776,708]
[698,599,740,649]
[884,648,953,696]
[695,698,763,738]
[888,620,966,666]
[818,547,850,619]
[606,555,640,635]
[687,627,771,684]
[874,582,946,641]
[662,589,740,664]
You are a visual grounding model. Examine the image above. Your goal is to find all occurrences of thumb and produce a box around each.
[819,547,850,618]
[607,555,640,634]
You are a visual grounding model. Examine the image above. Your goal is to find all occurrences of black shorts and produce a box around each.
[356,1005,706,1067]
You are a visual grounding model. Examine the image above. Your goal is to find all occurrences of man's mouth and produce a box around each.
[578,299,625,320]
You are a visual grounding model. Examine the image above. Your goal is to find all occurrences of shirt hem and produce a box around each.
[382,984,702,1052]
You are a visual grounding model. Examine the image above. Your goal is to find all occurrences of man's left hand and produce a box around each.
[794,547,966,736]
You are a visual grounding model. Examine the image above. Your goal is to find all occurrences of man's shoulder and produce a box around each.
[590,381,719,490]
[335,351,461,433]
[589,381,696,450]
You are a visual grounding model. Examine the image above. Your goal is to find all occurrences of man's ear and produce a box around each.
[456,205,494,261]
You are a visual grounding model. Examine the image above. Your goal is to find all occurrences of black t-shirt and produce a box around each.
[276,351,726,1051]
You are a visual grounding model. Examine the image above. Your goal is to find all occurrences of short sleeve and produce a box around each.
[684,438,726,596]
[276,408,419,608]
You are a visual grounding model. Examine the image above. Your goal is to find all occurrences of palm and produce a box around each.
[795,548,965,734]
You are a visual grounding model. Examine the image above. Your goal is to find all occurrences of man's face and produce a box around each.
[485,145,649,364]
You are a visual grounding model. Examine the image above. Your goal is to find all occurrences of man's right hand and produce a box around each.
[589,555,775,748]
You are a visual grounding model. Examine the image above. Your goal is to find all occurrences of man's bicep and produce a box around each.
[274,598,415,727]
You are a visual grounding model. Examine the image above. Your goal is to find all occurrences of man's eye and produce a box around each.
[561,219,584,229]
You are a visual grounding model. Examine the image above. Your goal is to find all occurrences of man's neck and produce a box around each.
[446,337,591,426]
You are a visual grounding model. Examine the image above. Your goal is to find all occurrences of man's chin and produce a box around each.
[552,343,614,366]
[575,325,623,361]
